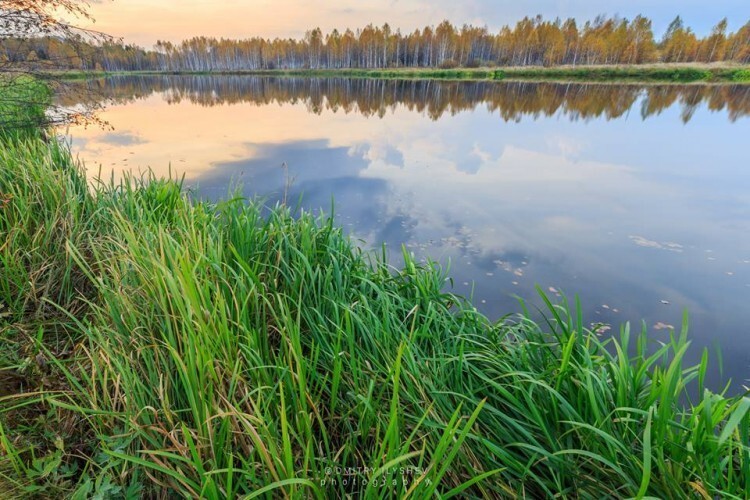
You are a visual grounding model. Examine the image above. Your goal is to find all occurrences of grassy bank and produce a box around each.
[56,64,750,83]
[1,83,750,498]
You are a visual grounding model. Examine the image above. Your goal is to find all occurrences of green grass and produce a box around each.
[309,65,745,83]
[493,66,714,82]
[1,90,749,498]
[56,65,750,83]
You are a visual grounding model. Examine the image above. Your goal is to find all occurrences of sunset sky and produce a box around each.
[82,0,750,48]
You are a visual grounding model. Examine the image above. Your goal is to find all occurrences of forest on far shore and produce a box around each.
[3,15,750,73]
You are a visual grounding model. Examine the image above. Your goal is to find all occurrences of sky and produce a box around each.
[81,0,750,49]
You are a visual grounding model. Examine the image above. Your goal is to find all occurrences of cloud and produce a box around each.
[99,131,146,146]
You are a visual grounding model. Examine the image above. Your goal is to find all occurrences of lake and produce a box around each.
[65,75,750,388]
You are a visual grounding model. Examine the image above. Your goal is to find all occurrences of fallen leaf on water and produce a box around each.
[591,323,611,335]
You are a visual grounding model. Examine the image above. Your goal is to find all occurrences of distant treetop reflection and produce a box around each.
[69,75,750,123]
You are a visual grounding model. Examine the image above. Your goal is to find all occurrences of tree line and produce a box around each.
[3,15,750,72]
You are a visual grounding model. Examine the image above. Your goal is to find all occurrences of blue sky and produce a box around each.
[85,0,750,47]
[473,0,747,35]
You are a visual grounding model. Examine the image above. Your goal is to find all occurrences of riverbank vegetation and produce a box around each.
[55,64,750,83]
[1,81,749,498]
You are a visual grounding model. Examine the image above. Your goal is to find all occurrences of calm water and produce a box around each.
[66,76,750,387]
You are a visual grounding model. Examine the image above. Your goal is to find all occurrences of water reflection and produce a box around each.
[64,75,750,123]
[65,75,750,389]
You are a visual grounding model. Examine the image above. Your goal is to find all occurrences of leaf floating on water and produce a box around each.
[629,235,683,253]
[590,323,611,335]
[653,322,675,331]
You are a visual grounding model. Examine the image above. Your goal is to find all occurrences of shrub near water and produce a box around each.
[0,76,51,136]
[1,138,750,497]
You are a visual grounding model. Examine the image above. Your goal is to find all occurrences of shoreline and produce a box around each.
[54,64,750,83]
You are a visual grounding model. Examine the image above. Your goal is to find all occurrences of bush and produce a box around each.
[0,76,51,137]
